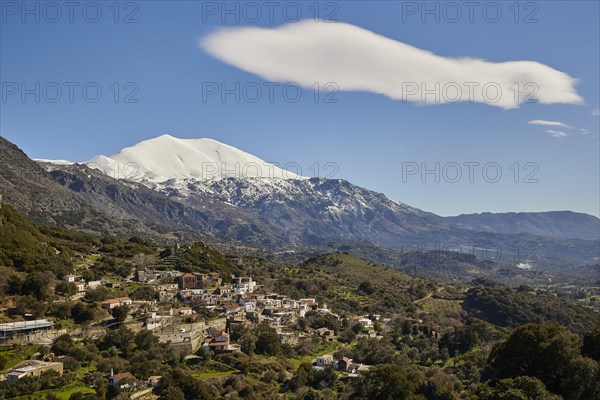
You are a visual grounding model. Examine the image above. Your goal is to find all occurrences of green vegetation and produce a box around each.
[0,204,73,276]
[463,280,598,334]
[165,242,240,277]
[11,381,96,400]
[269,253,434,315]
[1,205,599,399]
[0,346,41,373]
[487,323,600,400]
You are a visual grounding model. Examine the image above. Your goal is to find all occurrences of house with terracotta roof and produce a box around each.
[108,370,135,387]
[100,297,132,310]
[202,331,241,353]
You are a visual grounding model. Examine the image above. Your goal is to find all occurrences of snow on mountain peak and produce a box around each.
[34,159,75,165]
[86,134,306,183]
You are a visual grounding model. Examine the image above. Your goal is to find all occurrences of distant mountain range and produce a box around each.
[441,211,600,241]
[1,134,598,272]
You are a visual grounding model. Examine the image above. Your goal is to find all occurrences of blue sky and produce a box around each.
[1,0,599,217]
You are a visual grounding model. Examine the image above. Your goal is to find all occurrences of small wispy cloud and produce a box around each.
[546,130,569,138]
[592,109,600,117]
[528,120,571,128]
[529,119,594,138]
[201,21,583,109]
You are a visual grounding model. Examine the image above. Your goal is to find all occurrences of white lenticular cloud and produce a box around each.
[201,21,583,109]
[547,130,569,138]
[528,120,571,128]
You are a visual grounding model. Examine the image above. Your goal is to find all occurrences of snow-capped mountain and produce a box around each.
[80,134,600,243]
[7,134,595,271]
[81,134,435,245]
[32,134,430,223]
[86,134,305,185]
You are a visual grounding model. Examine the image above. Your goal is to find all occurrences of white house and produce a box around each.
[232,277,257,295]
[87,280,103,289]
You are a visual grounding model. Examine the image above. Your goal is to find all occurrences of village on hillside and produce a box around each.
[0,251,385,396]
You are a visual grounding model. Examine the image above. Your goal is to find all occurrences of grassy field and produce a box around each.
[191,359,240,379]
[0,345,40,373]
[11,381,95,400]
[74,364,97,379]
[289,340,341,368]
[191,370,238,379]
[421,297,463,316]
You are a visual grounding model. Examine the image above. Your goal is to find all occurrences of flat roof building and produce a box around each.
[0,319,54,338]
[5,360,63,381]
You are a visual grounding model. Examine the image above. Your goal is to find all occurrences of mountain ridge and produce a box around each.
[1,135,598,273]
[442,211,599,240]
[81,134,599,242]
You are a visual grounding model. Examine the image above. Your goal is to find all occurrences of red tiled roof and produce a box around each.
[113,372,134,381]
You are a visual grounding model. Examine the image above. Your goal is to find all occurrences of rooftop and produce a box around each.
[113,372,135,380]
[11,360,61,373]
[0,319,53,332]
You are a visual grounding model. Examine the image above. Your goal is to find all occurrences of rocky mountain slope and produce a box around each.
[2,135,598,271]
